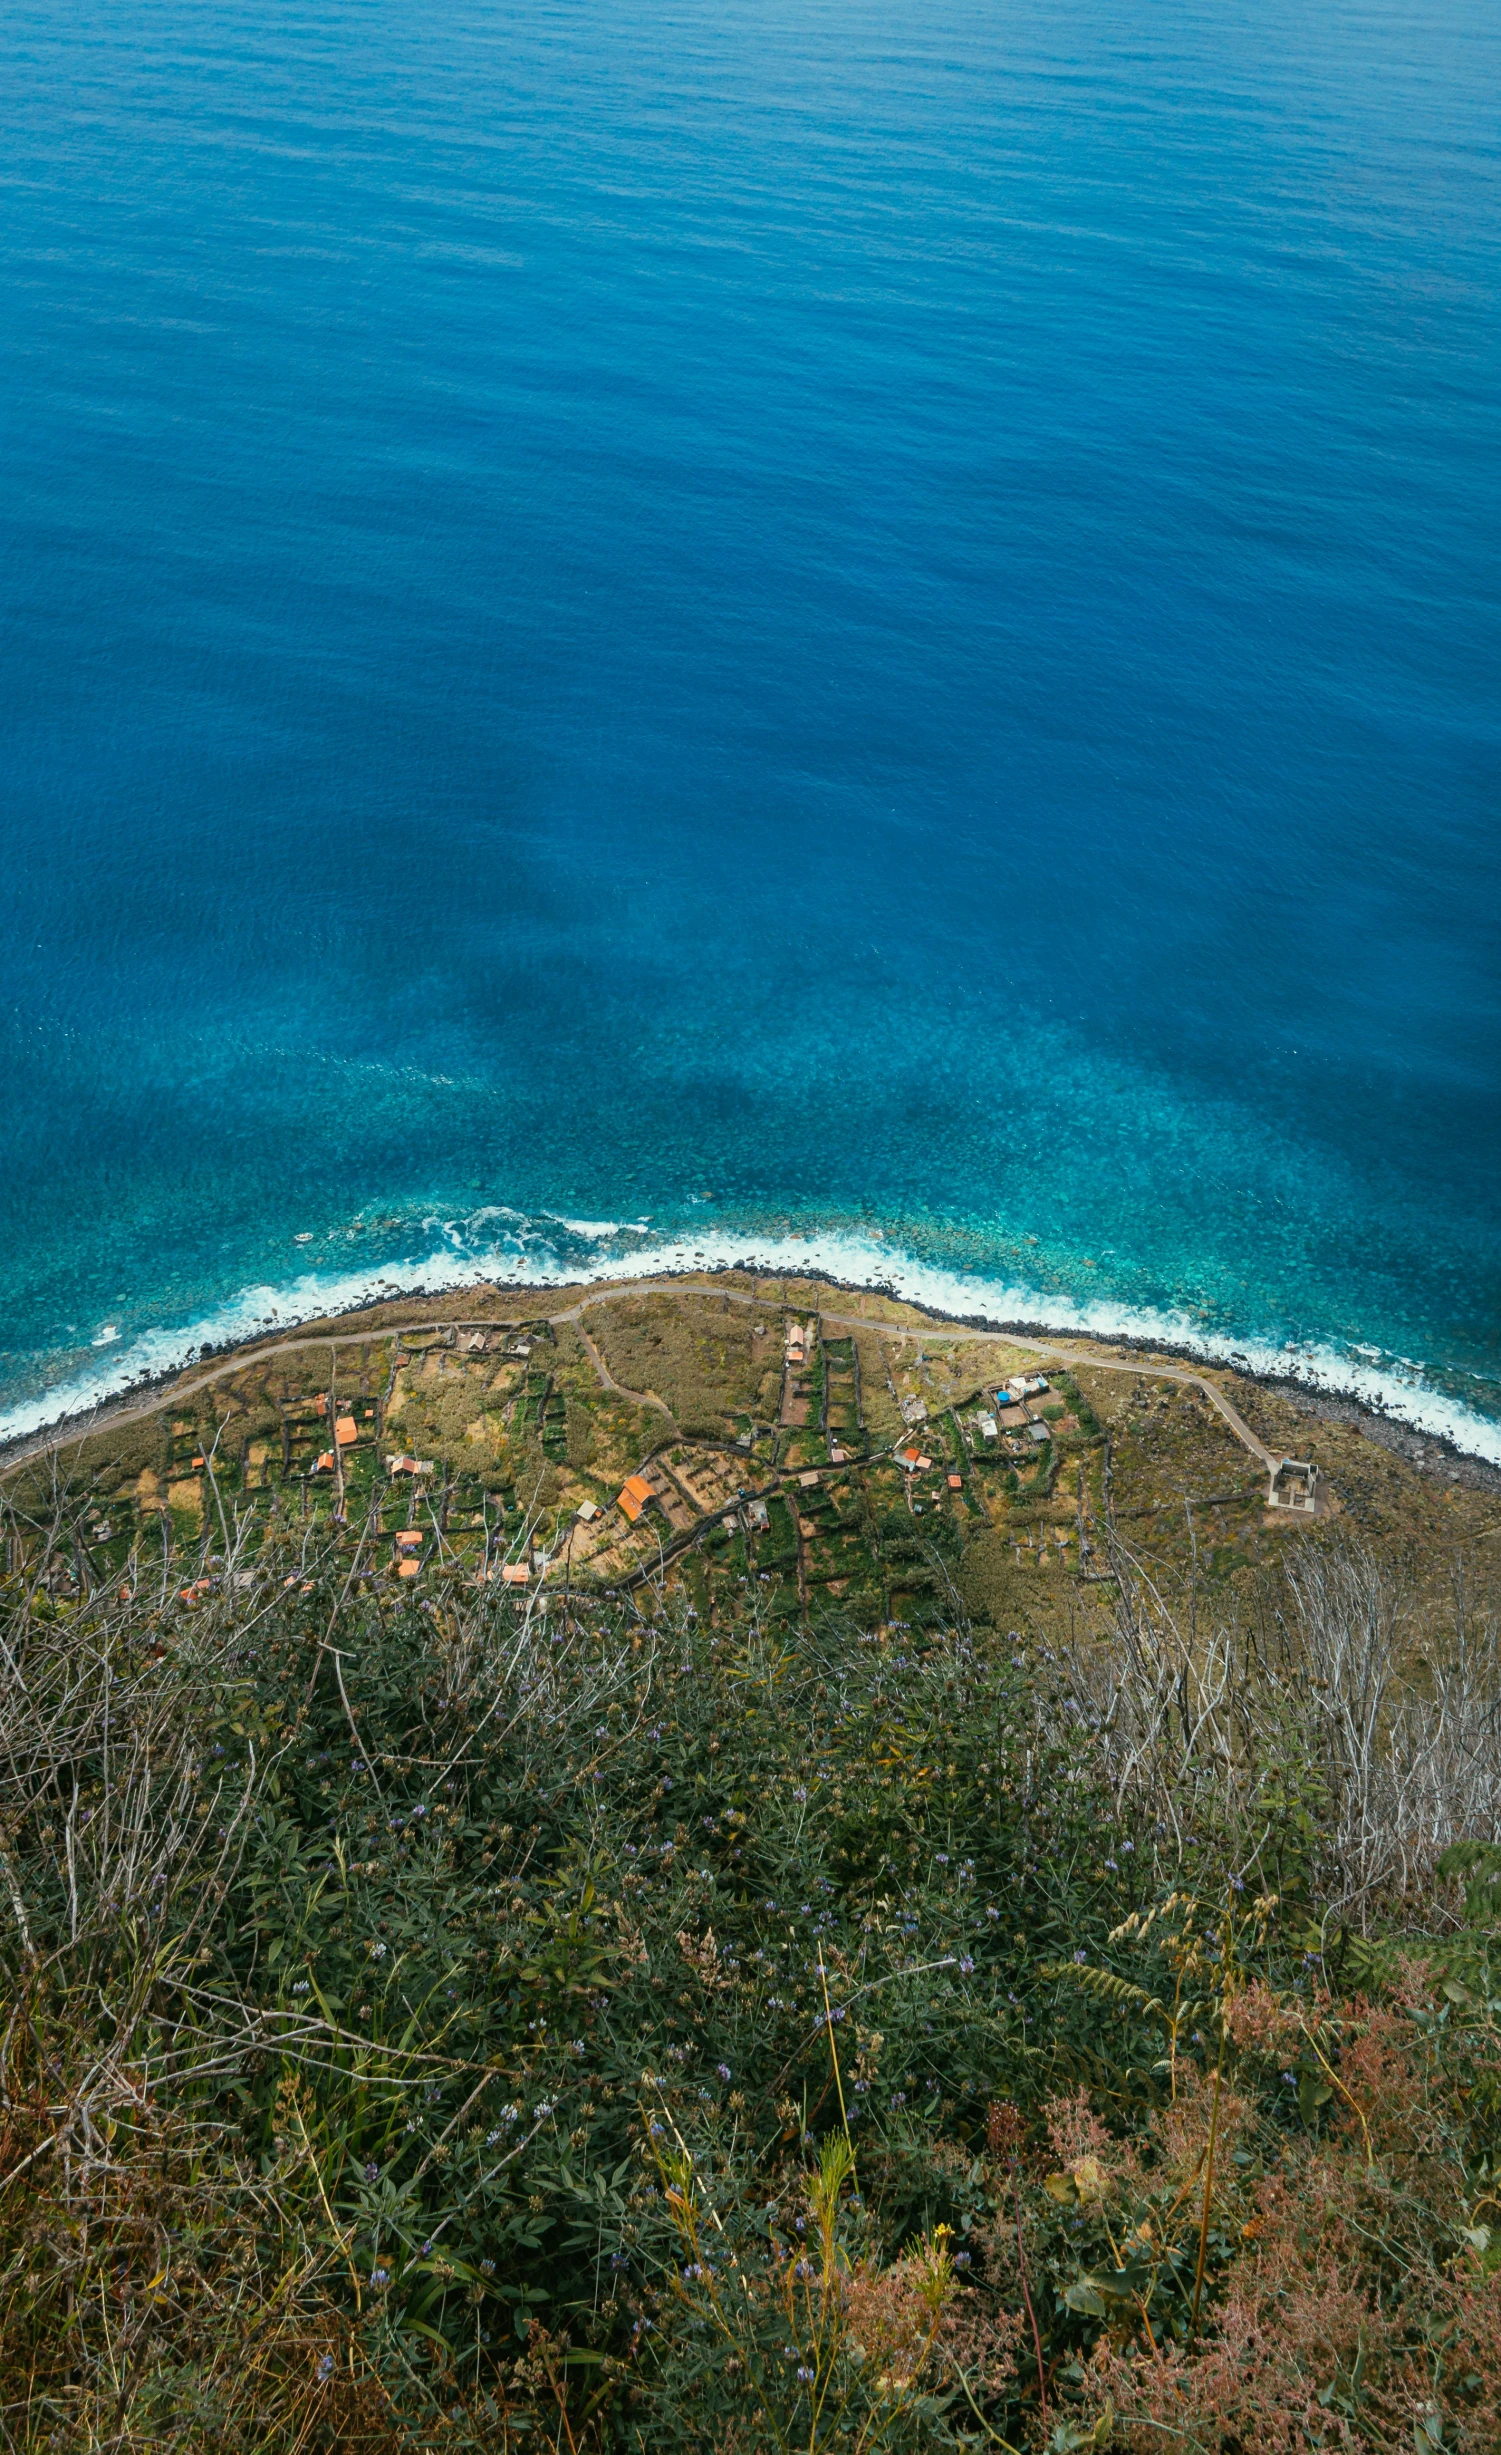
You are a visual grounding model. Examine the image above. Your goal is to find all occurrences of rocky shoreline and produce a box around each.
[4,1262,1499,1502]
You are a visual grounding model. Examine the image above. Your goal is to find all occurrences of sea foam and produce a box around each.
[5,1214,1497,1470]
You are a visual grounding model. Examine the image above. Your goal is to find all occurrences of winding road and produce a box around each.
[3,1273,1278,1483]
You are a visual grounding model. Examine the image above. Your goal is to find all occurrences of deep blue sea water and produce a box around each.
[3,0,1499,1451]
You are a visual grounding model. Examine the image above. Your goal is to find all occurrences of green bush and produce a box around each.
[0,1542,1156,2447]
[4,1516,1499,2451]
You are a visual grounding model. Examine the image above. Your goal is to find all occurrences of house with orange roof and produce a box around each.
[616,1473,654,1523]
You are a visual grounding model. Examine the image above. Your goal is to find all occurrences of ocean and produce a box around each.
[3,0,1498,1455]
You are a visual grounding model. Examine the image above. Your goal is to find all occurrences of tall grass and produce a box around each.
[0,1476,1141,2448]
[2,1473,1499,2450]
[1059,1527,1501,1927]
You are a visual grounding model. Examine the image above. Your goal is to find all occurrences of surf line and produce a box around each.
[3,1272,1280,1485]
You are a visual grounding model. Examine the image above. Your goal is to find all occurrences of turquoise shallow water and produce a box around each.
[2,0,1499,1451]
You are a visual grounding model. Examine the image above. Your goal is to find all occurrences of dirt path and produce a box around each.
[837,1318,1278,1472]
[569,1321,678,1430]
[4,1273,1277,1485]
[552,1280,1278,1475]
[0,1321,463,1480]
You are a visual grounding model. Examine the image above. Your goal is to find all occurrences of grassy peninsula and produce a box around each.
[2,1272,1499,2452]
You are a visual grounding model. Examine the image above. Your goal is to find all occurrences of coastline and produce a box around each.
[5,1257,1498,1502]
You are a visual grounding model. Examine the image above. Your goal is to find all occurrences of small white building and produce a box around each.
[1267,1457,1319,1513]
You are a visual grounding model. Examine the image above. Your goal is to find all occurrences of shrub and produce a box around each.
[0,1526,1141,2448]
[2,1500,1498,2450]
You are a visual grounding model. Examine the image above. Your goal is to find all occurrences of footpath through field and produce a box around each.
[3,1275,1276,1481]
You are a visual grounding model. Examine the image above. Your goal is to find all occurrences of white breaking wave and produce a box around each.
[3,1215,1499,1468]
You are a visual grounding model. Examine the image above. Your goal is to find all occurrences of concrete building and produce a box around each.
[1267,1456,1319,1513]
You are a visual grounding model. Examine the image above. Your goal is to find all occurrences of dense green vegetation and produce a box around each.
[2,1490,1500,2449]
